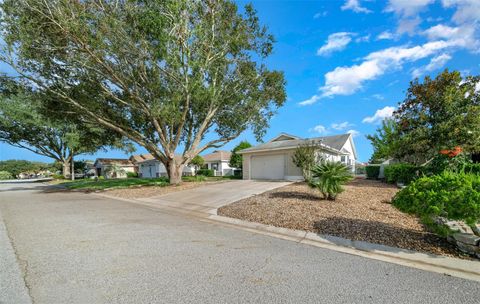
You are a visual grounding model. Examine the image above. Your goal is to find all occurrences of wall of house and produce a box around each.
[205,161,234,176]
[96,164,135,179]
[139,160,195,178]
[242,149,303,180]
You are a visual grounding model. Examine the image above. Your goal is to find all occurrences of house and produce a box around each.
[93,158,136,178]
[129,154,155,173]
[137,154,196,178]
[238,133,357,180]
[202,150,235,176]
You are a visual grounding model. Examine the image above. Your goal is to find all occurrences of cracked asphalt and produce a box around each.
[1,181,479,304]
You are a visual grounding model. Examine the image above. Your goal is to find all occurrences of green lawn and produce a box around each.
[61,175,242,191]
[62,178,170,190]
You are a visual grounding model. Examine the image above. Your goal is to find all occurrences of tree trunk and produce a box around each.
[62,160,71,178]
[166,158,184,185]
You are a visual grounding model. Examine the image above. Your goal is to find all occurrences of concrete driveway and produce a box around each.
[132,180,291,215]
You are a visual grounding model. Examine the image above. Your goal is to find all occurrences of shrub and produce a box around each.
[365,165,380,179]
[309,161,353,200]
[0,171,13,180]
[52,174,64,179]
[183,175,206,182]
[464,163,480,175]
[392,172,480,226]
[383,163,419,184]
[126,172,139,178]
[196,169,214,177]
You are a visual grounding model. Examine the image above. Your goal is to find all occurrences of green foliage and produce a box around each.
[183,175,206,182]
[424,153,473,175]
[126,172,139,178]
[52,174,65,180]
[384,163,419,184]
[104,164,126,178]
[190,155,205,169]
[0,160,54,177]
[366,119,401,163]
[0,0,286,184]
[365,165,380,179]
[196,169,214,177]
[393,70,480,164]
[309,161,353,200]
[292,140,322,181]
[0,171,13,180]
[229,141,252,169]
[392,172,480,226]
[64,178,169,190]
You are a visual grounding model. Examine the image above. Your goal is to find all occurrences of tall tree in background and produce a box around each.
[229,141,252,169]
[394,70,480,164]
[0,77,130,177]
[0,0,286,184]
[366,70,480,165]
[366,119,400,163]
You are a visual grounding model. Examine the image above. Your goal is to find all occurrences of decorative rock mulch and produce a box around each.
[218,179,471,259]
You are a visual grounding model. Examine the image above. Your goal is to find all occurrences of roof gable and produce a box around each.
[268,133,301,143]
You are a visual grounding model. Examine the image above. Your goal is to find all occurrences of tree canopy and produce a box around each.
[229,141,252,169]
[0,77,129,176]
[367,70,480,164]
[0,0,286,183]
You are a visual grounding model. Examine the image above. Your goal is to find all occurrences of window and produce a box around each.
[212,163,219,171]
[340,156,346,162]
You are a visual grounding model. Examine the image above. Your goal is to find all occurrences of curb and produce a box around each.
[207,214,480,282]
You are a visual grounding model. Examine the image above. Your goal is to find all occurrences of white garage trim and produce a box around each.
[250,154,285,180]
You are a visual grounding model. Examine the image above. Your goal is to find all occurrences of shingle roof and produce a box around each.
[238,133,351,154]
[202,150,231,162]
[130,153,155,163]
[94,158,134,166]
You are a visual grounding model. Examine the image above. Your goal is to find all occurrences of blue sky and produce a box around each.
[1,0,479,163]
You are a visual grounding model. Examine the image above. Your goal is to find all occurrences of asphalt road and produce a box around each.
[0,182,479,304]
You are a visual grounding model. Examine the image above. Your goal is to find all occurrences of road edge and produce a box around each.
[207,214,480,283]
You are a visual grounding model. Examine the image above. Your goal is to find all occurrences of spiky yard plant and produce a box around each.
[309,161,353,200]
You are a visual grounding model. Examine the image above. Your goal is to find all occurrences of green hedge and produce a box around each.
[196,169,214,177]
[392,172,480,226]
[0,171,13,180]
[464,163,480,174]
[384,163,419,184]
[126,172,139,178]
[365,165,380,179]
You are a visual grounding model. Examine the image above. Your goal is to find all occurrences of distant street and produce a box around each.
[1,181,479,304]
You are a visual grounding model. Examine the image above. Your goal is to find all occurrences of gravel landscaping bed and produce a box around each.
[218,179,466,258]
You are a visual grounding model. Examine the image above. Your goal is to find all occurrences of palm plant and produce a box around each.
[104,164,126,179]
[309,161,353,200]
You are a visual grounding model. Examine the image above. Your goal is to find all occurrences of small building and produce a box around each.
[129,154,155,173]
[93,158,136,178]
[202,150,235,176]
[137,155,196,178]
[238,133,357,180]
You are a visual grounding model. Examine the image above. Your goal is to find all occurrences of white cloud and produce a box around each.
[412,53,452,78]
[331,121,354,130]
[372,94,385,100]
[441,0,480,24]
[299,94,321,106]
[377,31,395,40]
[310,125,328,134]
[317,32,355,56]
[397,17,421,35]
[385,0,434,17]
[423,24,478,50]
[314,11,328,19]
[347,129,361,137]
[362,106,396,124]
[341,0,372,14]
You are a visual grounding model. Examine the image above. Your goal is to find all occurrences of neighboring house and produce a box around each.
[137,155,196,178]
[129,154,155,173]
[239,133,357,180]
[202,150,235,176]
[93,158,136,178]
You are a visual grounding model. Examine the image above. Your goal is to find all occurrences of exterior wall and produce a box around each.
[139,160,195,178]
[338,137,357,173]
[242,149,303,180]
[205,160,234,176]
[95,164,135,179]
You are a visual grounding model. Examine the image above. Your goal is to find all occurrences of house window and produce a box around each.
[340,156,346,163]
[212,163,219,171]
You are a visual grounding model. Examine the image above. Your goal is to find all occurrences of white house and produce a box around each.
[238,133,357,180]
[93,158,136,178]
[137,155,196,178]
[202,150,235,176]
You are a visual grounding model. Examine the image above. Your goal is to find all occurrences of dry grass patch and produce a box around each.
[218,179,464,258]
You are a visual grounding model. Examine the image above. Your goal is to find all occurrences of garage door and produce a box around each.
[251,154,285,180]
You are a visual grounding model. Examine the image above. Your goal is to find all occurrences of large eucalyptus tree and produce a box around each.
[0,0,286,183]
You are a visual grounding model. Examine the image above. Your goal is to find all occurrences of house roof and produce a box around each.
[130,153,155,163]
[94,158,134,166]
[238,133,352,155]
[202,150,231,162]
